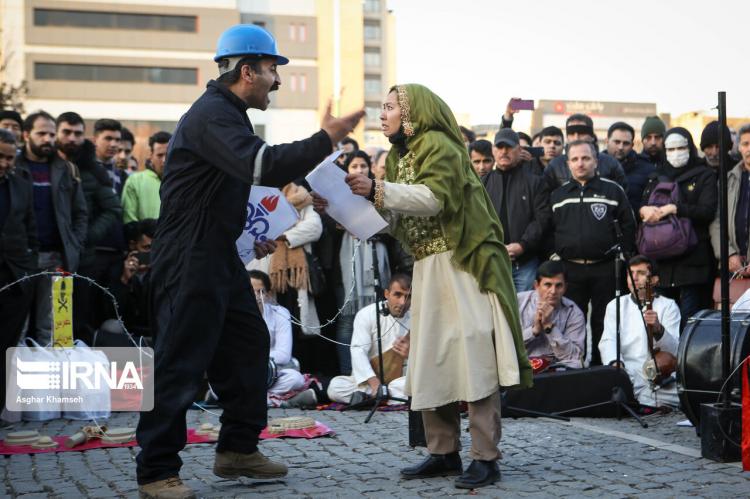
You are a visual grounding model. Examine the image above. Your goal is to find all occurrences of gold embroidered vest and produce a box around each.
[393,152,451,260]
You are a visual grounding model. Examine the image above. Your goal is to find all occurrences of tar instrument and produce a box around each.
[640,278,677,383]
[370,332,408,385]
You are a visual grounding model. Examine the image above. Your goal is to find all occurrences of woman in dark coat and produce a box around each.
[639,127,717,327]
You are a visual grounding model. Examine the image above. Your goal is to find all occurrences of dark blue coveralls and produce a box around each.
[136,80,332,484]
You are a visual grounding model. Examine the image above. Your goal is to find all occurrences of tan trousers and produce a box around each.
[421,390,501,461]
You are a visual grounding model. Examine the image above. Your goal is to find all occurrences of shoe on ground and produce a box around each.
[348,390,374,408]
[280,388,317,409]
[454,459,500,489]
[138,477,196,499]
[400,452,462,479]
[214,450,288,479]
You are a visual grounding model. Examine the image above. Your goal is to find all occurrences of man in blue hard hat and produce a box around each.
[135,24,364,499]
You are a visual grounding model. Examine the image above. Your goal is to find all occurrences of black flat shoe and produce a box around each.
[400,452,463,480]
[454,459,500,489]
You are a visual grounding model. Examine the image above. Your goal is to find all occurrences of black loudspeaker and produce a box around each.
[700,402,742,462]
[503,366,636,417]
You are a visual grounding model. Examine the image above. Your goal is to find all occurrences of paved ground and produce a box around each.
[1,407,748,498]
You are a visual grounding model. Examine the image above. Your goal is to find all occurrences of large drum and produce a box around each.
[677,309,750,427]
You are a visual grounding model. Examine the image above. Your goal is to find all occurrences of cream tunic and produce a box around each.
[383,182,520,410]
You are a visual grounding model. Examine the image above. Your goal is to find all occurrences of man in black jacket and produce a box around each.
[604,122,654,212]
[482,129,551,291]
[0,128,37,415]
[135,24,364,499]
[15,111,88,346]
[550,140,636,365]
[56,112,123,343]
[544,114,627,192]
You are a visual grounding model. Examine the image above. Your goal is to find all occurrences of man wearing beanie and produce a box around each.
[640,116,666,167]
[700,120,733,169]
[0,110,23,149]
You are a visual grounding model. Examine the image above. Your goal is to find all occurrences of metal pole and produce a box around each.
[717,91,730,408]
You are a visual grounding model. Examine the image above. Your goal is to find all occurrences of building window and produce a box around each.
[35,63,197,85]
[364,49,381,67]
[298,24,307,42]
[364,0,381,13]
[364,21,381,41]
[289,23,296,41]
[365,75,380,95]
[365,103,381,124]
[289,74,297,92]
[33,8,196,32]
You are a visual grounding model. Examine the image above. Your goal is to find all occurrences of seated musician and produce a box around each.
[249,270,316,409]
[599,255,680,408]
[327,274,412,404]
[517,260,586,370]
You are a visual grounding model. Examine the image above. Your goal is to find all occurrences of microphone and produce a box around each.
[379,301,390,316]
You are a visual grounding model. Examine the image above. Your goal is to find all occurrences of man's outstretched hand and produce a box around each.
[254,240,277,259]
[321,100,366,145]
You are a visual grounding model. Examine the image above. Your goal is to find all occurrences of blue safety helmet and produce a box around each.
[214,24,289,65]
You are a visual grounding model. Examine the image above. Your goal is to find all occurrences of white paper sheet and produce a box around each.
[236,186,299,264]
[305,151,388,241]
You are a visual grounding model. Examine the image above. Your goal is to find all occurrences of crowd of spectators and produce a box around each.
[1,102,749,416]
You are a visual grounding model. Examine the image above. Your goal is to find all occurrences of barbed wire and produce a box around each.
[0,270,152,358]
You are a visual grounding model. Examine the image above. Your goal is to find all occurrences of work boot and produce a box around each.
[214,450,288,479]
[454,459,500,489]
[400,452,463,479]
[138,477,196,499]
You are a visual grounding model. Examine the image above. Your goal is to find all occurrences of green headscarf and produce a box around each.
[385,83,532,389]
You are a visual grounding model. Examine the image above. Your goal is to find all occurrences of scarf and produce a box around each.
[385,83,533,389]
[268,183,313,293]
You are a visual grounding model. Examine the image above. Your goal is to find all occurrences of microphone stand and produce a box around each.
[554,219,647,427]
[344,238,407,423]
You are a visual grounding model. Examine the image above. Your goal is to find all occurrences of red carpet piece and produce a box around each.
[0,423,333,455]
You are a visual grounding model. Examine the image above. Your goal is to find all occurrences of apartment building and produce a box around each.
[0,0,396,161]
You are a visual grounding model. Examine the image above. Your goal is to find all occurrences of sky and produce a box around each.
[387,0,748,126]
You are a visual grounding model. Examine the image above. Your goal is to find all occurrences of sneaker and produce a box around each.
[138,477,196,499]
[214,450,288,479]
[280,389,317,409]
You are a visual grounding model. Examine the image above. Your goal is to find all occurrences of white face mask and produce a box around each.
[667,149,690,168]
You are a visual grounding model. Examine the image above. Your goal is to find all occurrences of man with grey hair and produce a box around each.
[710,123,750,276]
[549,140,636,365]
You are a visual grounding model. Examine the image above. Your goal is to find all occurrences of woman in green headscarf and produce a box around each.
[336,84,531,488]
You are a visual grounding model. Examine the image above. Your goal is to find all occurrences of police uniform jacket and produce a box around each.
[550,176,636,261]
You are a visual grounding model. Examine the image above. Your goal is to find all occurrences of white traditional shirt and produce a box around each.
[263,302,293,366]
[599,294,681,407]
[350,303,411,386]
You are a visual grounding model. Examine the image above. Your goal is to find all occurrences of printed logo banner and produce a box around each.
[236,186,299,264]
[7,346,155,412]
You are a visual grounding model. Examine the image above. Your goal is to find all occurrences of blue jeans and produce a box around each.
[512,257,540,292]
[335,314,355,375]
